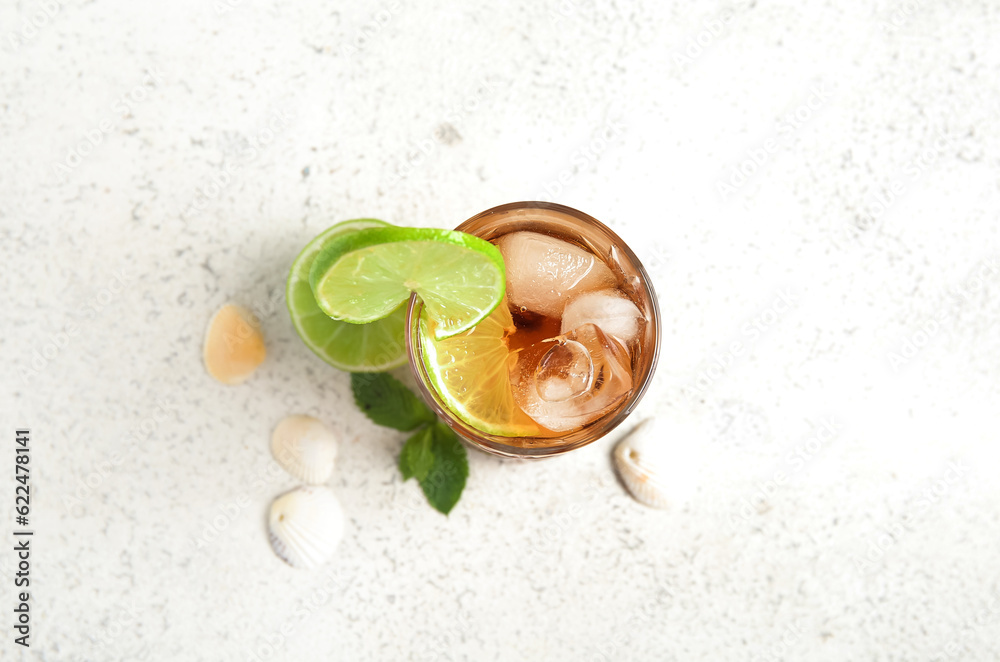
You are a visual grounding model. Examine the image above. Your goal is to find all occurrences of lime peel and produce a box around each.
[286,219,408,372]
[309,226,506,340]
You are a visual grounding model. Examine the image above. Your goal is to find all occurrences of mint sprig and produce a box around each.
[351,373,468,514]
[351,372,435,431]
[414,422,468,514]
[399,426,435,481]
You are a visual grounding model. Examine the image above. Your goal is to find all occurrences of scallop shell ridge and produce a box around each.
[268,486,344,569]
[270,415,338,484]
[613,418,671,509]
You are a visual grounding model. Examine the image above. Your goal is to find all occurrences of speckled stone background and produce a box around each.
[3,0,1000,660]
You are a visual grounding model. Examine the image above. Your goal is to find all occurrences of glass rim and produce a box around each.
[405,201,661,459]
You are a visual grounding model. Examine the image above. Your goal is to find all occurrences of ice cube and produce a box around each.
[534,339,593,401]
[496,231,616,317]
[510,323,633,432]
[560,289,644,344]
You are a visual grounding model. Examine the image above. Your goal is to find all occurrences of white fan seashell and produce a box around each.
[270,415,338,484]
[614,419,672,509]
[268,486,344,570]
[614,415,705,509]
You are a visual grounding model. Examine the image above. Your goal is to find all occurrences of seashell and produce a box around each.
[270,415,338,484]
[203,303,267,385]
[268,486,344,569]
[613,417,678,509]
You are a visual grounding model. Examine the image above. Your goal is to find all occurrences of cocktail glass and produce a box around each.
[406,202,660,458]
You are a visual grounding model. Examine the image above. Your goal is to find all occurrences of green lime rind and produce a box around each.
[286,219,408,372]
[308,226,506,340]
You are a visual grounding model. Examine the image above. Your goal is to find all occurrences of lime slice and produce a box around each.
[309,227,505,340]
[287,219,408,372]
[419,304,541,437]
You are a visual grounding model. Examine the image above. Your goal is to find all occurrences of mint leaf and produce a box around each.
[351,372,435,431]
[419,422,468,515]
[399,426,435,482]
[350,374,467,513]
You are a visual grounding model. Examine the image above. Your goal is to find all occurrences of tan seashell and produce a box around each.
[613,418,672,509]
[271,415,338,484]
[203,303,266,385]
[268,486,344,570]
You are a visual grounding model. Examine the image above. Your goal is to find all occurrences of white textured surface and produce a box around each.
[3,0,1000,660]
